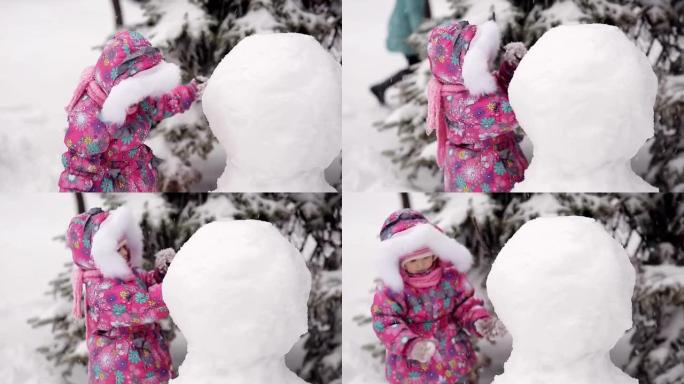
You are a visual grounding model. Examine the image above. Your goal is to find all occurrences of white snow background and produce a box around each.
[0,193,103,383]
[0,0,146,192]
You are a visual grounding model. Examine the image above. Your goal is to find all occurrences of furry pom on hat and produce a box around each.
[377,209,473,292]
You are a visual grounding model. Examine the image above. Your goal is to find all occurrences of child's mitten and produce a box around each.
[497,42,528,91]
[503,42,527,65]
[154,248,176,281]
[407,339,436,363]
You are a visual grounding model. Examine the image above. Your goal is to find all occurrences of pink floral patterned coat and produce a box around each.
[427,21,528,192]
[59,30,198,192]
[68,207,172,384]
[371,262,489,384]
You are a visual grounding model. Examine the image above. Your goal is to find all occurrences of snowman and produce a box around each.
[509,24,658,192]
[163,220,312,384]
[202,33,341,192]
[487,216,637,384]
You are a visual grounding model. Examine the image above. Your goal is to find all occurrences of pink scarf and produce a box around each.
[403,264,443,289]
[71,268,103,319]
[65,66,137,115]
[426,77,467,168]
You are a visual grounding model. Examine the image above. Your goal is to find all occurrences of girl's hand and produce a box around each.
[154,248,176,280]
[407,339,436,363]
[503,42,527,64]
[193,75,209,99]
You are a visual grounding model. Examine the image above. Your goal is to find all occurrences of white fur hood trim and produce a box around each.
[100,60,181,124]
[377,223,473,292]
[91,206,144,280]
[462,20,501,96]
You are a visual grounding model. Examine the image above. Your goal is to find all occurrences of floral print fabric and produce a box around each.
[372,263,490,384]
[427,21,528,192]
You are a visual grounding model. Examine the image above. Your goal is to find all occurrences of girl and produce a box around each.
[68,206,174,383]
[59,30,203,192]
[426,20,528,192]
[372,209,495,384]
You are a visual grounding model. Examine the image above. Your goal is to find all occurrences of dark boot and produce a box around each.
[369,67,415,105]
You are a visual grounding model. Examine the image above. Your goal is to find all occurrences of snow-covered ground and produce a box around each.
[0,193,103,383]
[342,0,451,192]
[0,0,145,192]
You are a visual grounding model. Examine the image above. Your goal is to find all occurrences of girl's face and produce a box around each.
[118,243,130,263]
[403,255,436,274]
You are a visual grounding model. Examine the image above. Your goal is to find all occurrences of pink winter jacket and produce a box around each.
[59,30,198,192]
[67,207,173,383]
[371,262,489,384]
[426,21,528,192]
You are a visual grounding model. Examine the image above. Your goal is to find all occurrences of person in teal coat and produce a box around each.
[371,0,431,105]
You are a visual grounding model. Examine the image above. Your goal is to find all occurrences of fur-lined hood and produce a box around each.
[93,30,181,124]
[376,209,473,292]
[427,20,502,96]
[66,206,143,280]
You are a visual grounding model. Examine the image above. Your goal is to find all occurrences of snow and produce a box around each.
[509,24,659,192]
[432,193,496,229]
[202,33,341,192]
[0,0,145,192]
[642,264,684,292]
[232,8,283,34]
[460,0,518,26]
[0,193,102,383]
[536,1,589,26]
[163,220,312,383]
[487,216,637,384]
[145,0,212,46]
[0,346,60,384]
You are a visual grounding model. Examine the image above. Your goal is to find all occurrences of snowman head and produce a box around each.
[163,220,311,366]
[509,24,657,170]
[202,33,341,182]
[487,216,635,364]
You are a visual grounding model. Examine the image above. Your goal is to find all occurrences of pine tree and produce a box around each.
[29,193,341,384]
[129,0,342,191]
[379,0,684,191]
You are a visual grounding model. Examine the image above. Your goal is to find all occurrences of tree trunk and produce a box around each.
[400,193,411,209]
[111,0,124,29]
[75,193,86,214]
